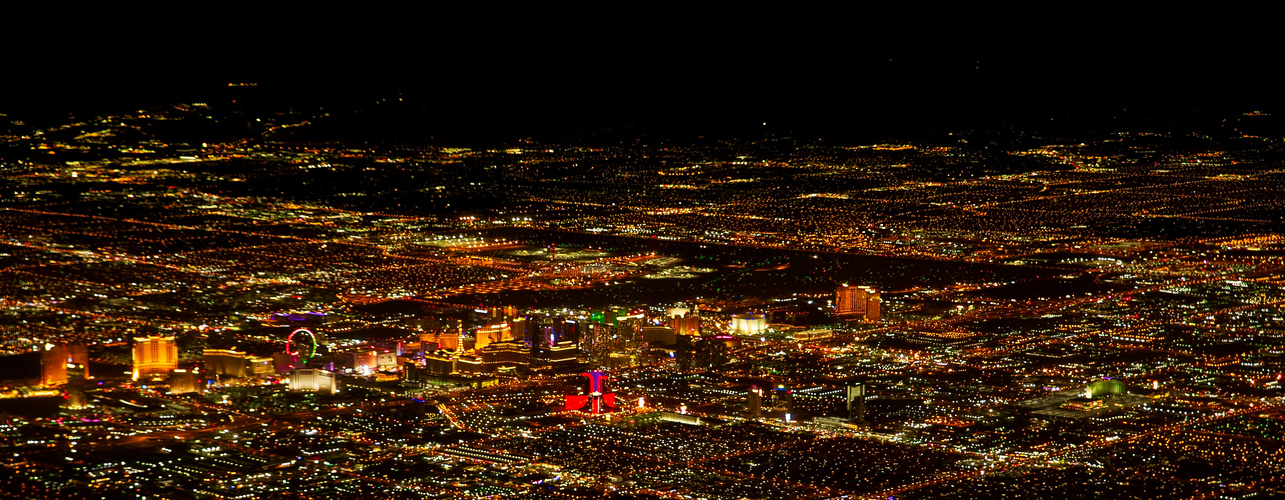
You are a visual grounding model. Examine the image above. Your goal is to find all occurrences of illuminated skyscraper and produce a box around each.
[247,355,275,377]
[533,318,580,366]
[41,342,88,387]
[65,363,88,409]
[641,326,677,345]
[425,349,457,376]
[543,341,579,366]
[847,383,865,423]
[474,323,512,351]
[133,335,178,380]
[429,331,460,351]
[863,287,881,321]
[511,316,539,344]
[480,340,530,372]
[748,385,763,418]
[204,348,249,378]
[288,368,335,394]
[730,313,767,335]
[668,313,701,336]
[343,349,378,374]
[202,348,274,379]
[169,370,202,395]
[835,285,880,321]
[542,318,579,345]
[836,285,863,316]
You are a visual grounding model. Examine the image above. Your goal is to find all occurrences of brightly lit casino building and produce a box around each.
[730,313,767,335]
[835,284,881,321]
[41,342,88,387]
[288,368,336,394]
[203,348,274,378]
[133,335,178,380]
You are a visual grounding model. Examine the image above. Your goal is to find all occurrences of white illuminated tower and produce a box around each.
[289,368,335,394]
[730,313,767,335]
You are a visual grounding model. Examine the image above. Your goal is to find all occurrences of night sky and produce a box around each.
[6,16,1279,143]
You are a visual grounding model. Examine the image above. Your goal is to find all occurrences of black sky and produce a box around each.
[5,15,1279,142]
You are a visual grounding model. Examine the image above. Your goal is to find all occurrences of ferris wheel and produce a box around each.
[286,327,319,359]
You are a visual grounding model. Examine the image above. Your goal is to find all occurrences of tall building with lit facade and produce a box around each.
[730,313,767,335]
[668,313,701,336]
[203,349,272,378]
[532,318,580,367]
[420,331,460,351]
[534,340,579,366]
[541,318,579,346]
[204,348,249,378]
[847,383,866,423]
[864,287,881,321]
[343,349,378,374]
[41,342,88,387]
[288,368,335,394]
[641,326,677,346]
[835,285,861,315]
[480,340,529,372]
[376,352,399,371]
[474,323,512,351]
[133,335,178,380]
[511,317,539,344]
[836,285,880,321]
[425,349,457,376]
[748,385,763,418]
[454,355,484,375]
[170,370,202,395]
[65,363,88,409]
[247,355,275,378]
